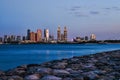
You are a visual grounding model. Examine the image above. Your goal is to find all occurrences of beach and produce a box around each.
[0,50,120,80]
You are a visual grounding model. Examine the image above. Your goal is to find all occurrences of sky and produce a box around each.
[0,0,120,40]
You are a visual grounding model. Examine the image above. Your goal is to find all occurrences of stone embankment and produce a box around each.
[0,50,120,80]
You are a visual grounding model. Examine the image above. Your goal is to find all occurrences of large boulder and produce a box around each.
[37,68,52,75]
[7,76,23,80]
[41,75,62,80]
[24,74,41,80]
[52,62,68,69]
[53,69,70,75]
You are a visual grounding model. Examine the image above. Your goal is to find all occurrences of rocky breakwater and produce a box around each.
[0,50,120,80]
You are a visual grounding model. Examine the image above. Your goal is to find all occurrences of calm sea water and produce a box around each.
[0,43,120,70]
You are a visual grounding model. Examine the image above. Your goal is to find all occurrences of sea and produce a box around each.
[0,43,120,71]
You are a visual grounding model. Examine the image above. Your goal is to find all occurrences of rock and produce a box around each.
[0,70,5,76]
[82,71,99,80]
[53,69,70,75]
[37,68,52,75]
[63,77,73,80]
[7,76,23,80]
[41,75,62,80]
[52,62,68,69]
[24,74,41,80]
[6,67,26,77]
[69,64,82,70]
[53,69,70,77]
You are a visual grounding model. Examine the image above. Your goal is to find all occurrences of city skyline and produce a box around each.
[0,27,98,43]
[0,0,120,40]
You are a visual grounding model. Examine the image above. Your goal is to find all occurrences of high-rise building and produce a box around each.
[64,26,67,41]
[85,36,89,41]
[4,35,8,43]
[36,29,42,42]
[16,36,21,42]
[30,32,35,42]
[61,34,64,41]
[10,35,16,42]
[90,34,96,41]
[57,26,61,41]
[44,29,49,42]
[27,29,31,40]
[22,36,26,41]
[0,37,3,42]
[49,35,54,41]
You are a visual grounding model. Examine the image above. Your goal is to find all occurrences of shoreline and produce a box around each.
[1,42,120,45]
[0,50,120,80]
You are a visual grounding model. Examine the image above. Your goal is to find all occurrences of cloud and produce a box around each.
[75,14,88,17]
[112,7,120,11]
[70,6,81,11]
[90,11,100,15]
[104,8,111,10]
[74,12,88,17]
[104,6,120,11]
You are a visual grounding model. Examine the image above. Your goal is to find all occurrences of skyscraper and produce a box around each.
[16,36,21,42]
[36,29,42,42]
[61,34,64,41]
[57,26,61,41]
[90,34,96,41]
[10,35,16,42]
[0,37,2,42]
[30,32,35,42]
[27,29,31,40]
[85,36,89,41]
[22,36,26,41]
[44,29,49,42]
[64,26,67,41]
[4,35,8,43]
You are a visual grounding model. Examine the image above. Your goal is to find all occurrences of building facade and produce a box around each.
[27,29,31,40]
[0,37,2,42]
[36,29,42,42]
[57,26,68,42]
[64,26,67,41]
[44,29,49,42]
[90,34,96,41]
[30,32,35,42]
[16,36,21,42]
[57,26,61,41]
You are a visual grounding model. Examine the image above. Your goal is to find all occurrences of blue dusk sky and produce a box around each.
[0,0,120,40]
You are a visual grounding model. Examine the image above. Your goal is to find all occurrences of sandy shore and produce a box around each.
[0,50,120,80]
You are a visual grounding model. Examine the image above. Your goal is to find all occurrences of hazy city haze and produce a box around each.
[0,0,120,40]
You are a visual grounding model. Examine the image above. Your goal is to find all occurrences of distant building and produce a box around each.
[30,32,35,42]
[61,34,64,41]
[64,26,67,41]
[73,37,81,42]
[10,35,16,42]
[57,26,68,42]
[27,29,31,40]
[90,34,96,41]
[85,36,89,41]
[16,36,21,42]
[36,29,42,42]
[44,29,49,42]
[22,36,26,41]
[7,36,11,43]
[4,35,8,43]
[57,26,61,41]
[0,37,3,42]
[49,35,54,41]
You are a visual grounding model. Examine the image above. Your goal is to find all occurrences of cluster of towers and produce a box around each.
[27,29,42,42]
[57,26,67,42]
[26,26,68,43]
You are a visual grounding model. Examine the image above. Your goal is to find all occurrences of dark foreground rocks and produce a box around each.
[0,50,120,80]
